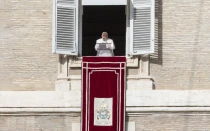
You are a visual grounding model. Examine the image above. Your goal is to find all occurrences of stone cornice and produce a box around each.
[69,56,139,67]
[1,90,210,107]
[1,107,210,115]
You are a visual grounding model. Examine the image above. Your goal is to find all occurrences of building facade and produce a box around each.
[1,0,210,130]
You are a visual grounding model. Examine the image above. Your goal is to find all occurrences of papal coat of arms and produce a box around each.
[94,98,113,126]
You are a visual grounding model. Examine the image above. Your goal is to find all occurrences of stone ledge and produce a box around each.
[1,90,210,107]
[68,75,153,80]
[69,56,139,67]
[67,75,153,90]
[1,107,210,114]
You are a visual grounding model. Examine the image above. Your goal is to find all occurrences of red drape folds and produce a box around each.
[82,57,126,131]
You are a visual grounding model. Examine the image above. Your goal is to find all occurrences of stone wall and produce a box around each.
[128,113,210,131]
[0,114,80,131]
[151,0,210,89]
[1,0,210,91]
[0,113,210,131]
[0,0,57,91]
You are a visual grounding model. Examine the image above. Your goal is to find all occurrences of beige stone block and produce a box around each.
[55,81,70,91]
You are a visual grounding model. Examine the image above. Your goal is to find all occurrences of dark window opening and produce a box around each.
[82,5,126,56]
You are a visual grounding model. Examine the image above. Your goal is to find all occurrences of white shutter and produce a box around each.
[52,0,78,55]
[130,0,154,55]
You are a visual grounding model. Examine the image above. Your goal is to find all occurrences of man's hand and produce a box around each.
[106,44,111,49]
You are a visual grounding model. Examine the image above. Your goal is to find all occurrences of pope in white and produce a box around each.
[95,32,115,56]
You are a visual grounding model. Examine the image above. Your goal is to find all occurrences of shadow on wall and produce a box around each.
[150,0,163,65]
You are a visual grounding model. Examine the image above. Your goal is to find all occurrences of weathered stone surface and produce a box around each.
[151,0,210,89]
[0,0,57,91]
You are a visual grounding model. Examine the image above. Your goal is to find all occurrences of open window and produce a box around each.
[52,0,155,57]
[82,5,126,56]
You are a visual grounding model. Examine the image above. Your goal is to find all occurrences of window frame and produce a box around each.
[78,4,130,58]
[53,0,154,58]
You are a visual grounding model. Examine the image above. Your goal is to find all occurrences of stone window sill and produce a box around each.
[69,56,139,67]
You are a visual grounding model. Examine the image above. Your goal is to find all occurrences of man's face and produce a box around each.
[102,34,108,40]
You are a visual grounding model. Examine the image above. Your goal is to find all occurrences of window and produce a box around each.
[81,5,126,56]
[52,0,154,57]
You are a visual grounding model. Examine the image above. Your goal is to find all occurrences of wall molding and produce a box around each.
[69,56,139,67]
[1,90,210,113]
[1,107,210,114]
[68,75,153,90]
[69,75,153,80]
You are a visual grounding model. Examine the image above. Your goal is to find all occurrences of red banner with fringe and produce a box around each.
[82,56,126,131]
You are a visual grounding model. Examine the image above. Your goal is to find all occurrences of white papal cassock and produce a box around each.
[95,38,115,56]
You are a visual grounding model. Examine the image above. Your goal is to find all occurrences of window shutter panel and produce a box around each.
[130,0,154,55]
[52,0,78,55]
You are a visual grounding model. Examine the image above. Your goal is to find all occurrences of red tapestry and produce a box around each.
[82,56,126,131]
